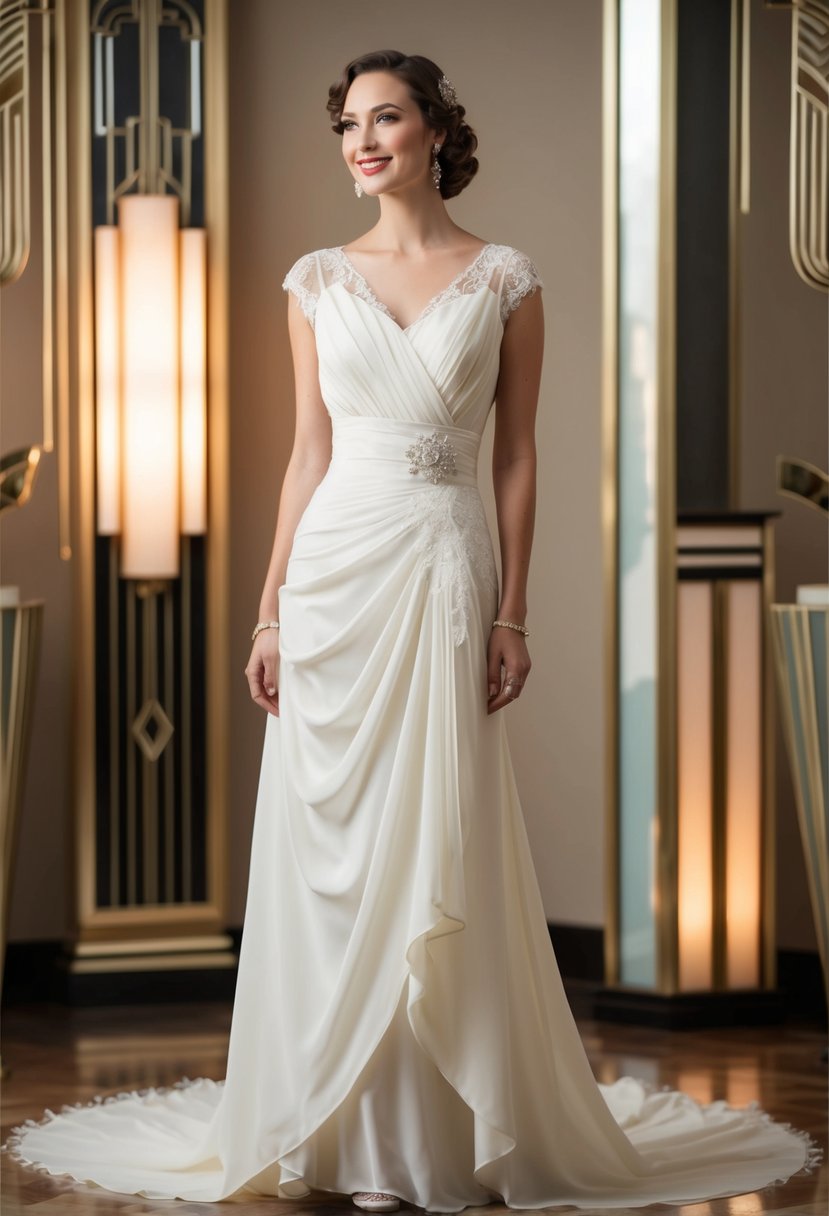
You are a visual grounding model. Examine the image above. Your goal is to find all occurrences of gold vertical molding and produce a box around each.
[728,0,746,510]
[53,0,70,559]
[40,0,54,450]
[711,580,728,988]
[602,0,620,987]
[182,537,193,901]
[108,537,120,906]
[655,0,679,995]
[204,0,229,921]
[163,583,175,903]
[762,517,777,986]
[66,0,96,936]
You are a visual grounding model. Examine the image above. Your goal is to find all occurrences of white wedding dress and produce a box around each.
[2,243,822,1209]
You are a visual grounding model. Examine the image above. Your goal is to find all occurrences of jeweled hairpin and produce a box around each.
[438,74,457,108]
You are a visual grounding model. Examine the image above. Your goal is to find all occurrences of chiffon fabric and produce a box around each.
[2,243,822,1209]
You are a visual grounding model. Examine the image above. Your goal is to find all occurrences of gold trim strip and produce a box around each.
[728,0,743,507]
[711,581,727,989]
[164,580,175,902]
[40,1,54,450]
[68,0,96,933]
[762,520,776,986]
[54,0,70,558]
[69,952,237,974]
[126,579,136,906]
[75,933,234,957]
[602,0,620,988]
[109,536,120,905]
[182,537,192,900]
[204,0,229,920]
[655,0,679,995]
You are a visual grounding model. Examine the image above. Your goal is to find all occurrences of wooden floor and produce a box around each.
[1,987,826,1216]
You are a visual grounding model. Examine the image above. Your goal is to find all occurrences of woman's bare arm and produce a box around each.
[487,288,544,714]
[245,294,332,716]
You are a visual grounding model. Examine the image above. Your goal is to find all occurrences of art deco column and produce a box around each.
[59,0,231,1001]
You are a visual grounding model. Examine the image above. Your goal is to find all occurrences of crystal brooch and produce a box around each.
[405,432,458,484]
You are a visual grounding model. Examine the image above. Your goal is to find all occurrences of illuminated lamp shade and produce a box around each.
[118,194,181,578]
[179,227,207,534]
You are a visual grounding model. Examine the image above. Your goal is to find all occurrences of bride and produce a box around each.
[2,47,821,1213]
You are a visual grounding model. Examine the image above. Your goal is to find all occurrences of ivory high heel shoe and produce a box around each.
[352,1192,400,1212]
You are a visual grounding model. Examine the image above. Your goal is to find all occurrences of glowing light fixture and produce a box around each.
[94,194,207,578]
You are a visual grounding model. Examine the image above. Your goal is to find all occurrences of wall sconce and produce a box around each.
[94,194,207,579]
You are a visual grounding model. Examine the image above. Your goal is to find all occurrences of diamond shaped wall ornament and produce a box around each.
[132,698,175,762]
[405,432,458,484]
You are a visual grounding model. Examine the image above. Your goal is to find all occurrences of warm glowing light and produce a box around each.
[94,197,208,576]
[118,195,180,578]
[94,226,121,534]
[726,581,762,988]
[179,228,207,534]
[677,581,714,990]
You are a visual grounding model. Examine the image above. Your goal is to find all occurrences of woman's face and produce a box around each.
[340,70,440,198]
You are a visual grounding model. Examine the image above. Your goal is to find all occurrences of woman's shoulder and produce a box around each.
[481,243,544,323]
[281,247,345,327]
[485,242,543,278]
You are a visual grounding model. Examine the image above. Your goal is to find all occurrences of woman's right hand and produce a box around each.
[245,629,281,717]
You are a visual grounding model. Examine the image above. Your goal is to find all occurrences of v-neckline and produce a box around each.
[335,243,493,334]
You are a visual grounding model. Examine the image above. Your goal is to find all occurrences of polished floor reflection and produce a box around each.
[1,984,826,1215]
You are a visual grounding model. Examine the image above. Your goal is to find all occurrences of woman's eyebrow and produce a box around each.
[341,102,405,118]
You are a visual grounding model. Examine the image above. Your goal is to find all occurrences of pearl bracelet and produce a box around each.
[492,619,529,637]
[252,620,280,641]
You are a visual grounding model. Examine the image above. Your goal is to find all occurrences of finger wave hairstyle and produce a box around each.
[326,49,479,200]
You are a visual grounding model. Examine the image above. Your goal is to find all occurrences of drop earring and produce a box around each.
[431,143,442,191]
[354,180,364,198]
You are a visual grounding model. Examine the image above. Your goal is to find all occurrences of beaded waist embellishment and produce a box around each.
[405,432,458,484]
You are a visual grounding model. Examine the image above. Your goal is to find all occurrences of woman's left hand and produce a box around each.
[487,627,531,714]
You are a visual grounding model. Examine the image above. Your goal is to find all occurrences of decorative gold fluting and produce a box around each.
[788,0,829,290]
[91,0,202,224]
[0,0,30,283]
[0,0,72,559]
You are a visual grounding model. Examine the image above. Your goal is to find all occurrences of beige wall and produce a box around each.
[3,1,824,956]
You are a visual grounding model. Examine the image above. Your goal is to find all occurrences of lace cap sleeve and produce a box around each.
[500,248,544,324]
[282,251,321,328]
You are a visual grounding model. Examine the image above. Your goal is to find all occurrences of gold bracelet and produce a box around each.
[492,619,529,637]
[252,620,280,641]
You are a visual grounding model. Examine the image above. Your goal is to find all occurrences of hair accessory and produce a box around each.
[431,143,442,191]
[354,180,363,198]
[492,619,530,637]
[252,620,280,641]
[438,74,457,107]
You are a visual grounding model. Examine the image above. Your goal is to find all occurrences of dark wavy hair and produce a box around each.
[326,49,479,200]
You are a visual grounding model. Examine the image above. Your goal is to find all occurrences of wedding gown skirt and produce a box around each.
[2,245,822,1208]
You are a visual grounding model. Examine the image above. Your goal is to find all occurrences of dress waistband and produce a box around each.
[329,415,480,487]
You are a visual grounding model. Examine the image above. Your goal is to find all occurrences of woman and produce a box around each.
[3,49,820,1213]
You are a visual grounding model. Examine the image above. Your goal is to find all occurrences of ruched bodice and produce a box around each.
[285,243,539,433]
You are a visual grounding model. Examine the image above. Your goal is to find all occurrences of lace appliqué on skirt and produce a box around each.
[405,486,498,647]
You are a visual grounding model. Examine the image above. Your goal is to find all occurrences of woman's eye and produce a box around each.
[343,114,395,130]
